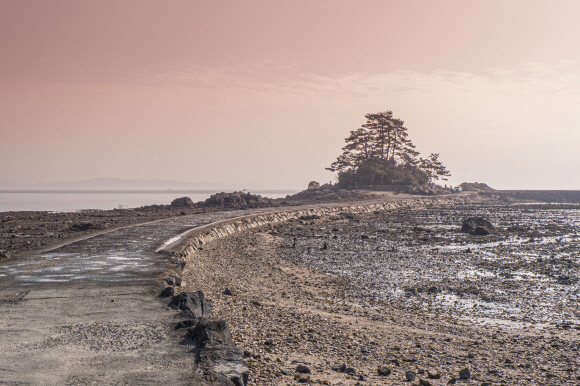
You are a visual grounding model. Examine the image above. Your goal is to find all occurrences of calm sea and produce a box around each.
[0,190,299,212]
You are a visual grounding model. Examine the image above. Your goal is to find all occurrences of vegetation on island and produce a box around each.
[327,111,450,189]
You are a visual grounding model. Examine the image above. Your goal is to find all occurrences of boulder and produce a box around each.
[188,319,234,346]
[171,196,195,208]
[307,181,320,190]
[197,344,248,386]
[169,291,212,318]
[461,217,494,235]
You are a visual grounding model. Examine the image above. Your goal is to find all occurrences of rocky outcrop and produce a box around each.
[461,217,494,235]
[202,192,268,208]
[171,292,248,386]
[171,197,195,208]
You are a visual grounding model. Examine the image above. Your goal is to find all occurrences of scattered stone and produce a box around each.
[296,374,310,383]
[377,366,391,376]
[296,365,311,374]
[419,379,432,386]
[459,368,471,380]
[332,364,347,372]
[344,367,356,375]
[405,371,416,381]
[427,370,440,379]
[281,369,293,376]
[223,288,233,296]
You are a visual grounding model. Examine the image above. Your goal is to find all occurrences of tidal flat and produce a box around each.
[182,199,580,385]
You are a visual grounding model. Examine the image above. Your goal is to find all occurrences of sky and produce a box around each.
[1,1,580,189]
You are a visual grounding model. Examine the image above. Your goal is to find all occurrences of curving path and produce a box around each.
[0,194,471,385]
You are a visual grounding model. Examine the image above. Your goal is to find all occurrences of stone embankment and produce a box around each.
[170,195,472,260]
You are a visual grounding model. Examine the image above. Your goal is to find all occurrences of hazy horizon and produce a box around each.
[2,1,580,190]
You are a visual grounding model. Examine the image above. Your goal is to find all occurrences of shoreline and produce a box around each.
[178,196,580,385]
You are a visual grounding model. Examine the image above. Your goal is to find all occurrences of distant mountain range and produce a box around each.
[0,177,229,190]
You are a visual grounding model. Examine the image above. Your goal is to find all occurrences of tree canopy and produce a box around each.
[327,111,450,188]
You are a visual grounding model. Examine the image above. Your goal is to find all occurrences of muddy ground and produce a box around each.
[181,200,580,386]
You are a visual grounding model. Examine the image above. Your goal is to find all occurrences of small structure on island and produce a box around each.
[307,181,320,190]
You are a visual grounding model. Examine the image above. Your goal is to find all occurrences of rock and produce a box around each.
[281,369,293,376]
[223,288,233,296]
[159,286,175,298]
[164,275,181,286]
[169,291,212,318]
[296,374,310,383]
[461,217,494,235]
[296,365,311,374]
[459,368,471,380]
[202,191,267,209]
[344,367,356,375]
[197,344,248,386]
[419,379,432,386]
[308,181,320,190]
[0,250,10,260]
[377,366,391,376]
[68,222,101,232]
[174,319,196,330]
[170,197,195,208]
[427,370,440,379]
[405,371,416,381]
[187,319,234,346]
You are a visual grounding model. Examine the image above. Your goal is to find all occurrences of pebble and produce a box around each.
[405,370,416,381]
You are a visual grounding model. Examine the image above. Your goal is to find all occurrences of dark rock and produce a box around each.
[468,353,475,359]
[223,288,233,296]
[419,379,432,386]
[250,300,261,307]
[459,368,471,380]
[461,217,494,235]
[169,291,212,318]
[188,319,234,346]
[377,366,391,376]
[361,346,368,353]
[202,191,267,209]
[243,350,251,358]
[405,371,416,381]
[197,344,248,386]
[171,197,195,208]
[174,319,196,330]
[68,222,101,232]
[159,286,175,298]
[296,365,311,374]
[344,367,356,375]
[0,250,10,260]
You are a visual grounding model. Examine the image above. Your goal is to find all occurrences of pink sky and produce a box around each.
[2,1,580,189]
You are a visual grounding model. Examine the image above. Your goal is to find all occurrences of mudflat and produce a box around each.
[180,199,580,385]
